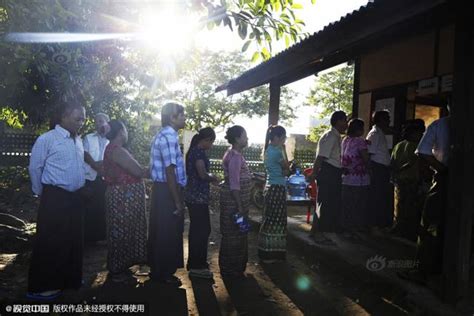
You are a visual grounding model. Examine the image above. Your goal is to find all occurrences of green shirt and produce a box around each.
[264,144,286,186]
[391,140,419,184]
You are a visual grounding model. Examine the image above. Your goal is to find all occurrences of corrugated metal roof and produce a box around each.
[218,0,377,90]
[218,0,448,95]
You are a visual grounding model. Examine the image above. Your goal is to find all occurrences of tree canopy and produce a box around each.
[306,64,354,142]
[165,50,297,130]
[0,0,311,129]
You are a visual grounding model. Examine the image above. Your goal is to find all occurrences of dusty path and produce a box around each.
[1,205,415,316]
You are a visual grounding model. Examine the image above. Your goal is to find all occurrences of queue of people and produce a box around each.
[26,99,449,299]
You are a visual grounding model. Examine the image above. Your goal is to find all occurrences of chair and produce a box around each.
[303,168,318,224]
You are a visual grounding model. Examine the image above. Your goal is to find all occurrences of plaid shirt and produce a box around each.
[150,125,187,187]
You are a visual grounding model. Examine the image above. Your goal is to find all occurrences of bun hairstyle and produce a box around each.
[264,125,286,151]
[186,127,216,160]
[106,119,126,141]
[224,125,246,145]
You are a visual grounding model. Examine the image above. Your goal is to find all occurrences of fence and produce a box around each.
[0,132,37,166]
[207,144,315,175]
[0,133,316,171]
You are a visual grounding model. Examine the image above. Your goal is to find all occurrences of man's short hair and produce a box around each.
[161,102,185,127]
[372,110,390,125]
[60,102,84,119]
[95,113,110,122]
[330,111,347,126]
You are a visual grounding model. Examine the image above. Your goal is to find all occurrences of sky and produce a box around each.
[195,0,369,144]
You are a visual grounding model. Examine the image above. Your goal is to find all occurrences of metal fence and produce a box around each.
[0,133,316,170]
[0,132,37,166]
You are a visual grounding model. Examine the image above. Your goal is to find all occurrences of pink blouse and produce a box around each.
[222,148,251,190]
[341,137,370,186]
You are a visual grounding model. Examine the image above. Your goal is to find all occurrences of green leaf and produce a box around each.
[242,40,251,52]
[251,51,260,62]
[285,35,290,47]
[291,3,303,9]
[238,23,248,39]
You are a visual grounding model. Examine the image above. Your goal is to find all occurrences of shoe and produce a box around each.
[155,276,182,286]
[26,290,61,301]
[189,269,214,279]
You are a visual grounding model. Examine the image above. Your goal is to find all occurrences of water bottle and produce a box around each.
[233,213,250,233]
[287,168,308,200]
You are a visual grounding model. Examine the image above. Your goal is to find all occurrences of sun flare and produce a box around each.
[138,10,197,55]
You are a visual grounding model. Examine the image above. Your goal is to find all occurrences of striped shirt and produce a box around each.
[29,125,86,195]
[150,125,187,187]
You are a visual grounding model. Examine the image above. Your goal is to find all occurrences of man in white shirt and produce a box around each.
[418,110,450,273]
[308,111,348,243]
[83,113,110,244]
[399,105,450,284]
[366,110,393,232]
[27,102,86,300]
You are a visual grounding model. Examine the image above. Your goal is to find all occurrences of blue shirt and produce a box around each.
[184,146,210,204]
[29,125,86,195]
[264,144,286,186]
[150,125,187,187]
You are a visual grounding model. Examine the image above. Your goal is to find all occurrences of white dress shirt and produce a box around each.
[29,125,86,195]
[83,132,109,181]
[316,127,342,168]
[366,125,391,166]
[415,116,450,166]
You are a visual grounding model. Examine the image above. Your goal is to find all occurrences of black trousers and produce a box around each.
[148,183,184,279]
[369,161,394,228]
[83,178,106,243]
[28,185,83,293]
[417,171,448,275]
[314,162,343,233]
[186,203,211,270]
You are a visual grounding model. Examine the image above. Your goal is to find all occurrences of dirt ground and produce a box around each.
[1,198,422,316]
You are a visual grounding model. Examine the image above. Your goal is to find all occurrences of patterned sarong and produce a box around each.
[258,185,287,260]
[105,182,147,274]
[219,178,252,277]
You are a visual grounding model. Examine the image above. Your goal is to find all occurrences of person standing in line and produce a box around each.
[27,102,86,300]
[219,125,252,279]
[390,119,426,242]
[148,102,187,286]
[184,127,219,279]
[366,110,393,234]
[399,105,450,284]
[340,118,370,237]
[83,112,110,245]
[307,111,348,244]
[103,120,148,282]
[258,125,289,263]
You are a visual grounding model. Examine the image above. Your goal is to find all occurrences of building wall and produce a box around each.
[359,31,436,92]
[355,24,454,145]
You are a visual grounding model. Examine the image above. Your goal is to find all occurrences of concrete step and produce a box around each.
[248,212,469,316]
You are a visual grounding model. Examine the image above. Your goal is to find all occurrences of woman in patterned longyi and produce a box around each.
[103,120,148,282]
[258,125,289,263]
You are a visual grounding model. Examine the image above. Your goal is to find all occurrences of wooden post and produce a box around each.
[352,58,361,118]
[442,2,473,303]
[268,81,281,126]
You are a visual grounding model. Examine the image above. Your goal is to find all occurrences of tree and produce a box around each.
[306,64,354,142]
[165,50,297,130]
[0,0,311,128]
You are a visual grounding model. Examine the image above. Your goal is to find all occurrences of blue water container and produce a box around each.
[287,168,308,200]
